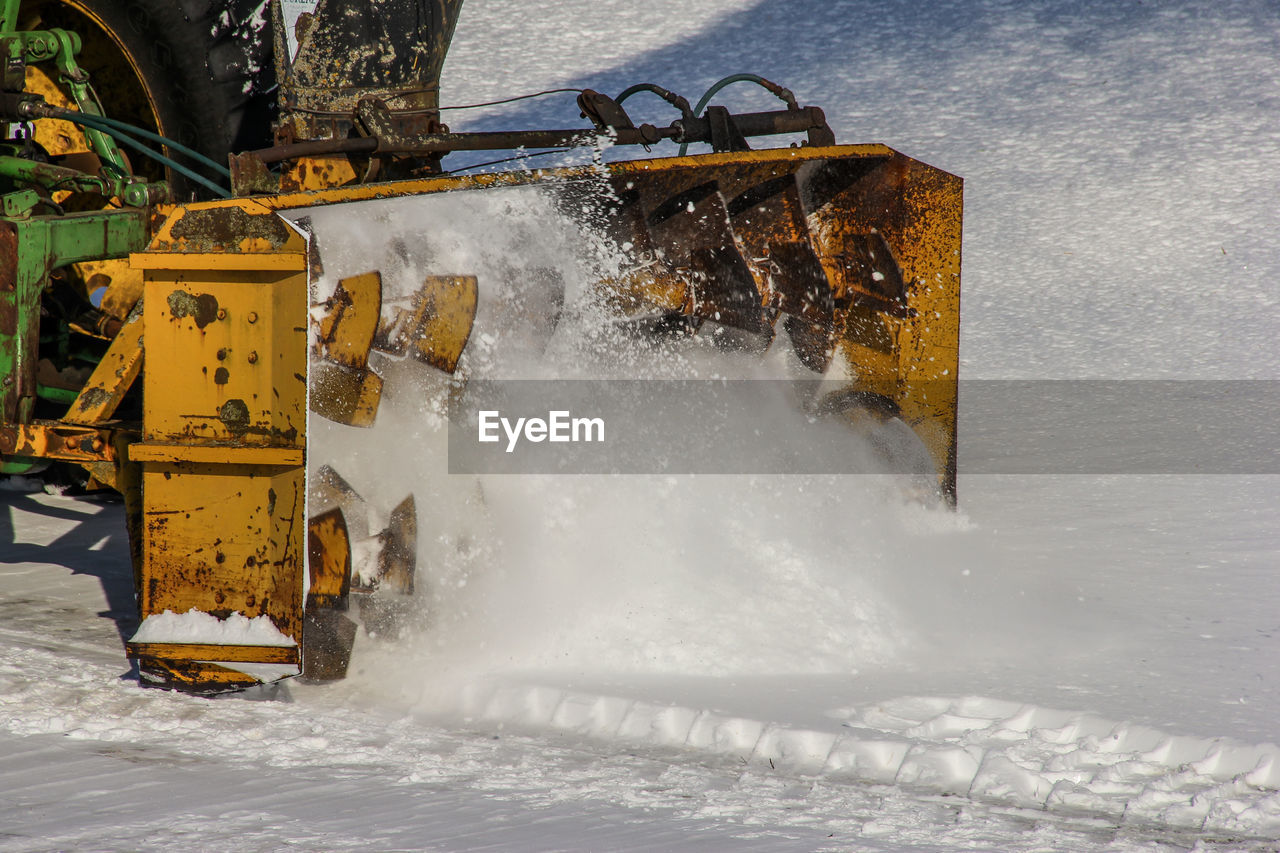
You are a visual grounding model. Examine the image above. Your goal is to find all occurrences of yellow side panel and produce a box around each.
[140,260,307,446]
[131,201,310,688]
[139,461,304,640]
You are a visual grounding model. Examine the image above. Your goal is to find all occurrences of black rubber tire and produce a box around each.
[26,0,275,198]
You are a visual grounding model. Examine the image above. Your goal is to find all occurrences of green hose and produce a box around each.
[49,109,231,199]
[50,108,231,178]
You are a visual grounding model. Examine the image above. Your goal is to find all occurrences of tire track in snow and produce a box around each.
[455,679,1280,841]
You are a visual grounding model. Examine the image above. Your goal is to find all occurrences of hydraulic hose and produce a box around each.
[614,83,695,122]
[44,107,231,198]
[678,74,799,156]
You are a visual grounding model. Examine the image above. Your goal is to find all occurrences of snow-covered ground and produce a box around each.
[4,0,1280,850]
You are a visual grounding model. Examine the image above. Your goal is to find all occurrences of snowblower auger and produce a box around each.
[0,0,960,694]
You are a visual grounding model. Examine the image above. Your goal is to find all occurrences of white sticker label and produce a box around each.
[280,0,321,62]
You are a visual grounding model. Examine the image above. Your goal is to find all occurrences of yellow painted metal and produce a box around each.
[309,361,382,428]
[23,62,91,159]
[254,144,900,212]
[125,657,286,693]
[817,154,963,494]
[64,310,143,425]
[137,460,304,635]
[125,643,300,665]
[595,264,687,317]
[137,256,307,446]
[72,258,145,322]
[131,252,307,272]
[130,198,309,690]
[142,200,310,257]
[111,141,959,693]
[128,444,304,466]
[279,155,359,193]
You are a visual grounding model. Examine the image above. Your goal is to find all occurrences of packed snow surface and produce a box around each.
[4,0,1280,851]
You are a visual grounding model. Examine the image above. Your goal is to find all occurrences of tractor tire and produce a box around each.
[24,0,275,198]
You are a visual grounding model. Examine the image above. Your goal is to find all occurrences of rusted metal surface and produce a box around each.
[128,443,304,465]
[162,206,296,254]
[0,220,18,293]
[0,420,118,463]
[275,0,463,148]
[228,151,281,197]
[131,657,276,694]
[165,289,220,329]
[0,218,41,427]
[278,154,359,194]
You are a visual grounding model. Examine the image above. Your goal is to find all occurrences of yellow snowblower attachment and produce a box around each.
[118,144,959,691]
[0,0,958,693]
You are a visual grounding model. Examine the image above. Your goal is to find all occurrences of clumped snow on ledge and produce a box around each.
[128,609,297,647]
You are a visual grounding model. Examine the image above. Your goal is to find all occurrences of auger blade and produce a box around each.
[303,466,418,670]
[765,240,836,326]
[646,182,768,338]
[301,609,359,682]
[374,274,478,373]
[302,471,359,682]
[312,271,385,426]
[306,506,352,610]
[727,176,830,318]
[310,361,383,427]
[351,493,417,596]
[350,493,417,639]
[317,272,382,368]
[378,494,417,595]
[839,232,909,315]
[721,174,840,369]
